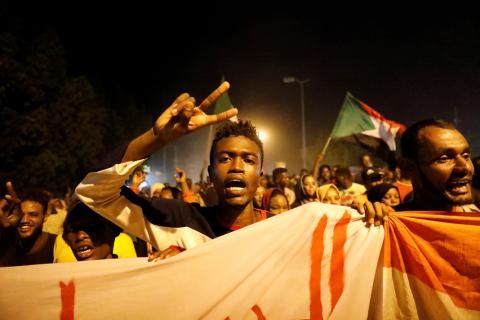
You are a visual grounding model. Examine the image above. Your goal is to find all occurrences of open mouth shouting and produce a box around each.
[74,242,95,260]
[224,177,247,198]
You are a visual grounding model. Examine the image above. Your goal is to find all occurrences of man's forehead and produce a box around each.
[214,136,261,155]
[417,126,469,154]
[21,200,43,210]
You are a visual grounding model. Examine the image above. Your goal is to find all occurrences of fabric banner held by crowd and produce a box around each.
[0,203,479,319]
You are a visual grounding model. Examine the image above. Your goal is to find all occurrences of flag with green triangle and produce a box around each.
[330,92,406,151]
[210,76,237,122]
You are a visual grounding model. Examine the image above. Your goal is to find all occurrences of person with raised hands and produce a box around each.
[75,82,274,259]
[0,182,57,266]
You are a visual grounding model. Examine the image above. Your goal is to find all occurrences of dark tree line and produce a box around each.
[0,21,149,196]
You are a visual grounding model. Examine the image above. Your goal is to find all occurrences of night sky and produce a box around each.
[6,3,480,181]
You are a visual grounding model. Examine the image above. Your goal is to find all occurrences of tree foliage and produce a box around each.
[0,28,128,196]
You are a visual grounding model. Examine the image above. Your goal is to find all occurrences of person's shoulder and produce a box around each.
[44,232,58,247]
[462,204,480,212]
[351,182,367,192]
[394,201,416,211]
[198,206,220,222]
[254,208,273,219]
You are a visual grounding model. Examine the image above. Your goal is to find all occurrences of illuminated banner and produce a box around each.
[1,203,479,319]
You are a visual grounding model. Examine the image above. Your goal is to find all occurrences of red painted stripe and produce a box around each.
[59,280,75,320]
[329,211,350,314]
[310,215,328,320]
[251,304,266,319]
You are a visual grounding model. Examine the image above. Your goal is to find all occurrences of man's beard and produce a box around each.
[442,188,473,205]
[419,167,473,206]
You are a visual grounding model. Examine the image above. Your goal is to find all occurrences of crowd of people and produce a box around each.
[2,81,479,268]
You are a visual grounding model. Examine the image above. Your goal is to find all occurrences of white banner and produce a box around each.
[0,203,384,319]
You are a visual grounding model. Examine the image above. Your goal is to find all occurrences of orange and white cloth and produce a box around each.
[373,211,480,319]
[1,203,479,319]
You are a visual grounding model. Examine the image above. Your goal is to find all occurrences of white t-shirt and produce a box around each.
[340,183,367,206]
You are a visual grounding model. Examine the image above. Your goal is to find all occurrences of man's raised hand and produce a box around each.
[0,181,22,229]
[122,82,238,162]
[153,81,238,143]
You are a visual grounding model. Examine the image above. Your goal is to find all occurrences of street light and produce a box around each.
[283,76,310,169]
[257,129,268,143]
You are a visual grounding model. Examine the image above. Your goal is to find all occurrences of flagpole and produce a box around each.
[320,136,332,155]
[204,125,214,168]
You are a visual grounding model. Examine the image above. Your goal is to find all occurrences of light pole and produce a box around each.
[283,76,310,169]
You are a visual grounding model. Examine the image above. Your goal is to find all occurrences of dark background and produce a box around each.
[2,2,479,191]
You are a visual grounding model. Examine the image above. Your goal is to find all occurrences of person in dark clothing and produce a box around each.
[0,183,56,266]
[75,82,383,260]
[76,82,274,261]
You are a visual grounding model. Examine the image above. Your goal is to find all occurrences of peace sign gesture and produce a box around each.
[122,82,238,162]
[0,181,22,229]
[153,81,237,141]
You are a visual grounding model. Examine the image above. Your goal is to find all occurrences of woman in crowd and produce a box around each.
[316,183,341,205]
[367,183,401,208]
[253,185,266,209]
[262,188,290,215]
[292,174,318,208]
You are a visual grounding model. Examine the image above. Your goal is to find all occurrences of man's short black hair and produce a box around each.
[161,186,182,200]
[63,202,122,237]
[18,188,51,214]
[272,167,288,183]
[335,167,352,179]
[209,120,264,167]
[319,164,331,171]
[401,119,457,160]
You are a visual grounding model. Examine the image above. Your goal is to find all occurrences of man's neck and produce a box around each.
[217,202,257,227]
[18,231,49,255]
[411,191,470,212]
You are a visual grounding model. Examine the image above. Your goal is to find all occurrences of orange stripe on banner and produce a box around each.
[330,211,350,314]
[310,215,328,320]
[59,280,75,320]
[251,304,266,320]
[384,211,480,310]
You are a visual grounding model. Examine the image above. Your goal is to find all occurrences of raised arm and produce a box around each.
[76,82,236,250]
[312,152,326,182]
[174,167,197,204]
[122,81,238,162]
[0,181,22,230]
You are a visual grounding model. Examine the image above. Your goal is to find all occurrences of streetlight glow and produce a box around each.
[258,129,268,143]
[283,76,296,83]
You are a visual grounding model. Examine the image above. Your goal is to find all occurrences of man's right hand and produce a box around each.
[153,81,238,143]
[353,195,393,227]
[122,82,238,162]
[0,181,22,229]
[174,167,187,185]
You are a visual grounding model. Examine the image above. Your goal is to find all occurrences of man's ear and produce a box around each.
[400,157,417,178]
[257,171,263,187]
[207,165,213,182]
